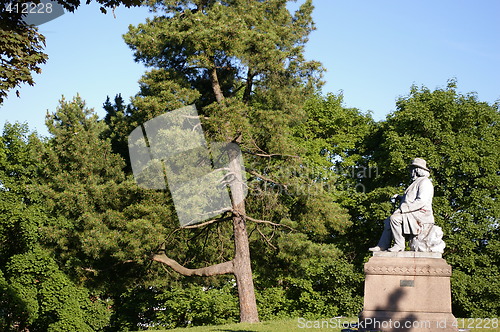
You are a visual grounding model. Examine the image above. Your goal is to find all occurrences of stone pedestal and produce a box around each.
[359,252,458,332]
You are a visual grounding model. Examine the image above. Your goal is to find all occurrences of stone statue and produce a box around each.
[369,158,445,253]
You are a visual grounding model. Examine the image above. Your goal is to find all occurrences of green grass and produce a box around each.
[137,318,350,331]
[137,317,500,332]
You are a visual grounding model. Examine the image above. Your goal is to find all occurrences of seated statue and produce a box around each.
[369,158,445,253]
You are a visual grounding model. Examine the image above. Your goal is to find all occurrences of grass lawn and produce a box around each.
[136,317,351,331]
[137,317,500,331]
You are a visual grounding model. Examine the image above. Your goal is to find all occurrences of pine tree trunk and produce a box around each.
[209,59,225,103]
[242,69,254,103]
[152,139,259,323]
[227,144,259,323]
[232,212,259,323]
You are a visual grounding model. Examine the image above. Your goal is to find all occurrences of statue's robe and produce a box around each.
[398,176,434,235]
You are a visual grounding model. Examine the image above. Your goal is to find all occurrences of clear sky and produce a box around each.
[1,0,499,137]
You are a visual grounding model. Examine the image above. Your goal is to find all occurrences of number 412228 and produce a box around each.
[5,2,53,14]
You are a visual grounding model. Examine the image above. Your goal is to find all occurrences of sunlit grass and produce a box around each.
[137,317,500,332]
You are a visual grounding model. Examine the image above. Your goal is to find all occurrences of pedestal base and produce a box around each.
[359,252,458,331]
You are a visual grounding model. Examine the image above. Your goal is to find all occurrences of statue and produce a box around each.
[369,158,445,253]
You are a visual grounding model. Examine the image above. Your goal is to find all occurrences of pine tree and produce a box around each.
[121,0,326,322]
[36,96,173,295]
[0,122,111,331]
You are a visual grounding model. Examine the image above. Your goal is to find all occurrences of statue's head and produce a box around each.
[409,158,430,179]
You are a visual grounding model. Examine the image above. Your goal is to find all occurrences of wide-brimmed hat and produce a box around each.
[409,158,430,171]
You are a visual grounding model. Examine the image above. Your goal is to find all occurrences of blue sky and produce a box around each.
[1,0,499,137]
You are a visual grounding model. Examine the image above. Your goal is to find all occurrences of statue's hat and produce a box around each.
[409,158,430,171]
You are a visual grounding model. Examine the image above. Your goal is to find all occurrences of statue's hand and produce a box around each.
[390,194,400,204]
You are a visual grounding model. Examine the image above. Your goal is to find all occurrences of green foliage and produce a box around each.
[252,232,363,319]
[250,211,366,318]
[153,283,239,328]
[0,122,40,191]
[1,247,110,331]
[254,287,292,321]
[103,94,134,169]
[0,123,45,261]
[0,22,47,103]
[108,286,160,331]
[129,69,201,127]
[111,283,240,330]
[0,192,46,263]
[452,268,500,318]
[37,96,173,294]
[296,93,374,166]
[123,0,322,112]
[0,121,116,331]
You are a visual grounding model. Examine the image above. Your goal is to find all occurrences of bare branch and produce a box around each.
[152,252,234,276]
[192,122,202,131]
[82,267,98,274]
[160,263,174,277]
[245,215,296,231]
[231,83,246,98]
[216,222,226,260]
[182,115,210,119]
[164,228,182,245]
[251,139,268,154]
[81,260,134,274]
[246,140,300,159]
[181,208,232,227]
[181,216,232,229]
[243,150,300,159]
[256,226,277,250]
[246,169,288,190]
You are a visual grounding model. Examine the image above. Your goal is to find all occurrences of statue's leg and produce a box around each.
[408,234,417,251]
[389,211,405,251]
[376,217,392,249]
